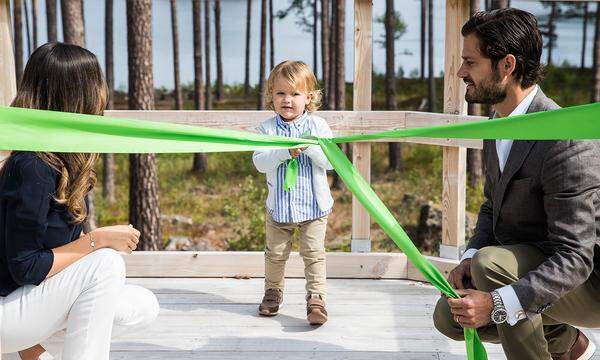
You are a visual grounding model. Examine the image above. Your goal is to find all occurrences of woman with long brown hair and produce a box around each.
[0,43,159,360]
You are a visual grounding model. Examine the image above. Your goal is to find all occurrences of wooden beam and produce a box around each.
[105,110,484,149]
[0,0,16,167]
[123,251,408,279]
[353,0,372,252]
[122,251,460,283]
[407,255,458,282]
[440,0,470,259]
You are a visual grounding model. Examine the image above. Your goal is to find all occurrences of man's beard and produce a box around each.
[464,70,507,104]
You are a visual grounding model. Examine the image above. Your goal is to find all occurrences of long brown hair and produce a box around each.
[8,42,108,223]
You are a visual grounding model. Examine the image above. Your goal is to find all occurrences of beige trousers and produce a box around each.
[433,244,600,360]
[264,214,328,298]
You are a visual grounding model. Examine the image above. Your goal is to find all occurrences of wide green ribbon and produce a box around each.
[2,101,599,359]
[319,138,487,359]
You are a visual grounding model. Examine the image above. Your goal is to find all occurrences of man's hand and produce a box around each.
[448,258,472,290]
[447,289,493,328]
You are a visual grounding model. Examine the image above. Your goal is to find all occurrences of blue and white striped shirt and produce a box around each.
[270,113,332,223]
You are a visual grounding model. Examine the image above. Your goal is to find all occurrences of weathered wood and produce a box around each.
[407,255,459,282]
[107,278,516,359]
[0,0,16,106]
[122,251,408,279]
[351,0,373,253]
[440,0,470,259]
[105,110,484,149]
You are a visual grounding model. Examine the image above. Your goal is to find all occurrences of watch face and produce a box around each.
[492,308,508,324]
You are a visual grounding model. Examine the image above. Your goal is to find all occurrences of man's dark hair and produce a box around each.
[461,8,544,88]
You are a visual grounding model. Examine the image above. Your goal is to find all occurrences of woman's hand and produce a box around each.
[90,225,141,254]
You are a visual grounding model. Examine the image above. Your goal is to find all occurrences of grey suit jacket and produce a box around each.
[466,88,600,315]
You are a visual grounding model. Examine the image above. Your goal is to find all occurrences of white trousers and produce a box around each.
[0,248,159,360]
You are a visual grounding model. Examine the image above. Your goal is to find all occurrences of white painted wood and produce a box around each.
[123,251,408,279]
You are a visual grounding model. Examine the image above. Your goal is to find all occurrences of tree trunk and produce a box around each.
[170,0,183,110]
[312,0,318,77]
[61,0,85,46]
[470,0,480,15]
[23,0,31,54]
[103,0,115,203]
[46,0,57,42]
[331,0,345,190]
[384,0,396,111]
[192,0,205,110]
[420,0,426,81]
[83,189,97,232]
[321,0,329,109]
[105,0,114,109]
[490,0,508,9]
[257,0,267,110]
[14,0,24,85]
[334,0,344,111]
[269,0,274,70]
[593,4,600,102]
[32,0,38,48]
[193,0,207,172]
[427,0,435,112]
[244,0,252,96]
[385,0,402,172]
[547,2,556,66]
[127,0,161,250]
[204,0,212,110]
[214,0,223,101]
[581,2,589,70]
[327,0,335,109]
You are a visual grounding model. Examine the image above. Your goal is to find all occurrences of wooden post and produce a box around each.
[440,0,469,259]
[0,0,16,169]
[351,0,372,252]
[0,2,13,355]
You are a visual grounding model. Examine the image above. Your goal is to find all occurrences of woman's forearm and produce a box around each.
[47,234,96,278]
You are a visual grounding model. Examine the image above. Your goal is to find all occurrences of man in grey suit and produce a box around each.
[433,8,600,360]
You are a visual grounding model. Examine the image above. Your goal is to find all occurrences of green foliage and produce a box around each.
[277,0,315,33]
[375,10,407,48]
[223,175,268,251]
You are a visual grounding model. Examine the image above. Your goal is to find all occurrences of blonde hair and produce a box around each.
[265,60,322,112]
[7,42,106,224]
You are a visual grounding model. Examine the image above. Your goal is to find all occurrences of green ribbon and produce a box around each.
[284,158,298,191]
[319,138,487,359]
[2,101,599,359]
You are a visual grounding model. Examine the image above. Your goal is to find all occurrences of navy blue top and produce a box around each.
[0,152,83,296]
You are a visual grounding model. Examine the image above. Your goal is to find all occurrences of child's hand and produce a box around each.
[289,148,306,158]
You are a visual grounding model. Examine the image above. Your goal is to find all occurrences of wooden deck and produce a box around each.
[107,278,600,360]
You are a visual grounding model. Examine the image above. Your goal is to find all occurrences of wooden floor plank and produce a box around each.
[105,278,600,359]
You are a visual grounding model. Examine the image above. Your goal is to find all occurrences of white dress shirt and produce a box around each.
[461,85,539,326]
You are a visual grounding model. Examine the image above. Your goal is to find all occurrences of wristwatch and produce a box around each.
[490,290,507,325]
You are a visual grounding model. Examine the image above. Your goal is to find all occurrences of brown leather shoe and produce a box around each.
[552,330,596,360]
[258,288,283,316]
[306,294,328,325]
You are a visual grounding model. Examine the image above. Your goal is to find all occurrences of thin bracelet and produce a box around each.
[88,232,95,249]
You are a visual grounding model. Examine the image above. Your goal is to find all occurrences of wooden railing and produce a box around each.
[0,0,479,261]
[107,109,485,259]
